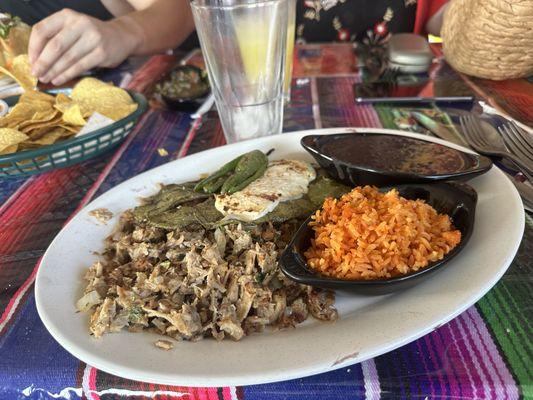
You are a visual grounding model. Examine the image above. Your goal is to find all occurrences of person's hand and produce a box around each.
[29,9,142,85]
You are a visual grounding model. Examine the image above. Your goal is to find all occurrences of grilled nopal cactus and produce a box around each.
[136,172,351,230]
[132,183,210,221]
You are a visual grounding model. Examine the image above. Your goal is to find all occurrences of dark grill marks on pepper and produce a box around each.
[193,150,269,195]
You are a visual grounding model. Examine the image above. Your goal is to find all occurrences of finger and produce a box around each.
[28,10,70,66]
[33,28,84,81]
[51,48,103,86]
[39,36,94,84]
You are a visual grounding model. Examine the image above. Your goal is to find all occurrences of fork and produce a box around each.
[459,115,533,182]
[498,122,533,163]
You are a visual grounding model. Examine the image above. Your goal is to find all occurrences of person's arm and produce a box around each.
[28,0,194,85]
[425,3,448,36]
[414,0,448,36]
[117,0,195,55]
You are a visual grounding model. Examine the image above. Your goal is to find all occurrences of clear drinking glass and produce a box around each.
[191,0,289,143]
[283,0,296,102]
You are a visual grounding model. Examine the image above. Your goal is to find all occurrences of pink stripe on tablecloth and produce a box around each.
[362,106,383,128]
[0,169,77,255]
[127,54,176,94]
[453,314,492,399]
[88,366,101,400]
[177,116,202,158]
[464,308,520,400]
[429,324,462,398]
[444,320,477,399]
[195,387,208,400]
[0,258,39,335]
[459,311,503,399]
[222,387,235,400]
[361,359,381,400]
[207,387,220,400]
[82,365,101,400]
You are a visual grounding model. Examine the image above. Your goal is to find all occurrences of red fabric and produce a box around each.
[414,0,448,34]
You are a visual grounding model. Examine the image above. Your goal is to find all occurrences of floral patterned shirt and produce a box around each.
[296,0,419,45]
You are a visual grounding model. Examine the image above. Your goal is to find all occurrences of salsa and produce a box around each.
[155,67,209,99]
[319,134,477,175]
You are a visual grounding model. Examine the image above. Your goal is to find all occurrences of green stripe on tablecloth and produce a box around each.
[374,106,397,130]
[476,214,533,399]
[375,105,533,398]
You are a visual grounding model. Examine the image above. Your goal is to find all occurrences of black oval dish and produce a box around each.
[158,65,210,112]
[279,182,477,295]
[301,132,492,187]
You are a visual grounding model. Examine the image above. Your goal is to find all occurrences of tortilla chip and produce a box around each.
[24,111,59,128]
[20,90,55,104]
[27,127,66,145]
[62,104,86,126]
[25,122,64,141]
[0,54,36,90]
[0,102,35,128]
[0,75,138,156]
[53,93,74,113]
[0,144,18,155]
[71,77,109,96]
[71,78,137,121]
[59,124,82,134]
[0,128,28,152]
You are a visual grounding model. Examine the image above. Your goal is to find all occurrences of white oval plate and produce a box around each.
[35,128,525,386]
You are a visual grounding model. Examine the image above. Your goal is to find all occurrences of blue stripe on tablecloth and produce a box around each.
[0,294,81,400]
[94,109,191,198]
[241,365,366,399]
[0,176,29,208]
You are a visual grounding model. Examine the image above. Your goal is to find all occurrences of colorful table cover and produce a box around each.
[1,44,531,400]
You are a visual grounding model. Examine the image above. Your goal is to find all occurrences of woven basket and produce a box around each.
[441,0,533,80]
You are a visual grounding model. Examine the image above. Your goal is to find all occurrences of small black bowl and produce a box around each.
[279,182,477,295]
[158,65,210,112]
[301,132,492,187]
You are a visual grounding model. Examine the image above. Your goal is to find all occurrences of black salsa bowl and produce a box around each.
[157,65,210,112]
[301,132,492,187]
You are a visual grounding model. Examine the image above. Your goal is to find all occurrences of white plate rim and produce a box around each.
[35,127,525,386]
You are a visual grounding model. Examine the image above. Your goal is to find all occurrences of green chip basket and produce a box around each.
[0,90,148,178]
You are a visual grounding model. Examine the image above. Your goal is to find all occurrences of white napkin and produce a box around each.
[75,112,115,137]
[0,75,23,99]
[479,101,533,134]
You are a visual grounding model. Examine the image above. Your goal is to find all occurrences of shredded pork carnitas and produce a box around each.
[77,211,337,341]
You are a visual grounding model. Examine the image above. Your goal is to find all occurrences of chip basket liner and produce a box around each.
[0,90,148,178]
[441,0,533,80]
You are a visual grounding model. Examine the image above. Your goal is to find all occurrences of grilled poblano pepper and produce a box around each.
[221,150,268,194]
[194,155,243,193]
[195,150,268,194]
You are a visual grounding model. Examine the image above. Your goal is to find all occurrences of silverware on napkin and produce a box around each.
[460,115,533,182]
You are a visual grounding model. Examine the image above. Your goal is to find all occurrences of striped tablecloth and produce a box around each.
[1,44,531,400]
